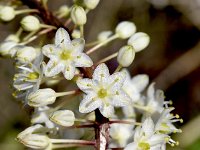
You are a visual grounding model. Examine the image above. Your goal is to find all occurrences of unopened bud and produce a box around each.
[0,41,18,57]
[71,6,87,25]
[128,32,150,52]
[16,46,37,63]
[58,5,70,17]
[115,21,136,39]
[28,88,56,107]
[97,31,112,42]
[0,6,15,21]
[5,34,20,43]
[84,0,100,9]
[50,110,75,127]
[21,15,40,32]
[117,45,135,67]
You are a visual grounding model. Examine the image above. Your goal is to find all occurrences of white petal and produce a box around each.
[122,105,135,118]
[109,71,126,90]
[76,78,93,93]
[124,142,137,150]
[45,60,64,77]
[74,53,93,67]
[71,38,85,53]
[55,28,71,46]
[62,64,76,80]
[111,91,131,107]
[147,83,155,99]
[131,74,149,92]
[99,104,114,118]
[42,44,59,57]
[148,134,166,146]
[79,94,102,113]
[142,117,154,138]
[93,63,110,83]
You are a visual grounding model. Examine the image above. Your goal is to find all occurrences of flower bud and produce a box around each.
[0,41,18,57]
[128,32,150,52]
[5,34,20,43]
[0,6,15,21]
[50,110,75,127]
[71,6,87,25]
[97,31,112,42]
[58,5,70,17]
[115,21,136,39]
[21,15,40,32]
[72,29,81,39]
[117,45,135,67]
[19,134,50,149]
[28,88,56,107]
[84,0,100,9]
[16,46,37,63]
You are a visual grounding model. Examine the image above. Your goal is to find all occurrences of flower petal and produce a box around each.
[109,71,126,90]
[131,74,149,92]
[71,38,85,53]
[147,83,155,99]
[111,90,131,107]
[99,104,114,118]
[62,64,76,80]
[79,94,102,113]
[55,28,71,46]
[142,117,155,138]
[124,142,137,150]
[93,63,110,83]
[44,60,64,77]
[42,44,58,58]
[76,78,93,93]
[74,53,93,67]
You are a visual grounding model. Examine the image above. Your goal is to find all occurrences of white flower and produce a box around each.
[155,108,182,134]
[50,110,75,127]
[16,46,37,63]
[109,123,134,147]
[71,6,87,25]
[128,32,150,52]
[97,31,113,42]
[0,6,15,21]
[42,28,93,80]
[21,15,41,31]
[115,21,136,39]
[117,45,135,67]
[84,0,100,9]
[28,88,57,107]
[125,117,166,150]
[76,63,131,118]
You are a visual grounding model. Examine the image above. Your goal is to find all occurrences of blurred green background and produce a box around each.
[1,0,200,149]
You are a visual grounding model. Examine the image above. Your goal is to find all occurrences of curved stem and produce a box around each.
[96,52,118,65]
[50,139,95,145]
[55,90,78,97]
[15,9,39,15]
[109,120,141,126]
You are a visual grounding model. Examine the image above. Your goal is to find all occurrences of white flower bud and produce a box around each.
[72,29,81,38]
[84,0,100,9]
[97,31,112,42]
[5,34,20,43]
[0,6,15,21]
[21,15,40,32]
[117,45,135,67]
[50,110,75,127]
[128,32,150,52]
[115,21,136,39]
[58,5,70,17]
[28,88,57,107]
[19,134,50,149]
[71,6,87,25]
[0,41,18,57]
[16,46,37,63]
[17,124,43,140]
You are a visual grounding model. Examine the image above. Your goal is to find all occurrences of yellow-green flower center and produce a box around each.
[28,72,39,80]
[138,142,150,150]
[98,88,108,98]
[60,50,72,60]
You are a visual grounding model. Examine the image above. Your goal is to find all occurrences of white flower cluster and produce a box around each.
[0,0,182,150]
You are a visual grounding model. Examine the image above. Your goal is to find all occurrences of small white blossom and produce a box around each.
[97,31,113,42]
[128,32,150,52]
[50,110,75,127]
[84,0,100,9]
[77,63,131,118]
[110,123,134,147]
[71,6,87,25]
[0,6,15,21]
[21,15,41,32]
[42,28,93,80]
[117,45,135,67]
[28,88,57,107]
[125,117,166,150]
[16,46,37,63]
[115,21,136,39]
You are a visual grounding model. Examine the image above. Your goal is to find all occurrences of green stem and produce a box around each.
[15,9,38,15]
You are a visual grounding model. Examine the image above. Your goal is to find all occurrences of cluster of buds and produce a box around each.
[0,0,182,150]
